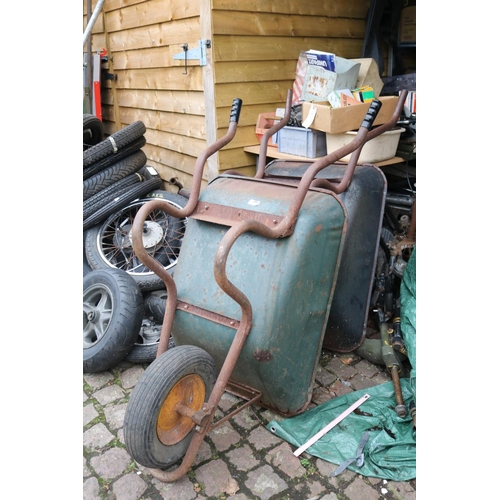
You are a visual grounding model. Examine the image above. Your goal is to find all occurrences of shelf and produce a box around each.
[243,145,407,168]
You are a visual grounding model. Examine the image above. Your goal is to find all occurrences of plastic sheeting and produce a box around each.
[267,380,416,480]
[401,246,416,403]
[266,247,417,481]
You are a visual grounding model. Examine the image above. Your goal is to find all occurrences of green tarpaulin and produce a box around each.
[267,247,416,481]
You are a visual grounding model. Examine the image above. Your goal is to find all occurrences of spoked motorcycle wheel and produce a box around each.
[84,190,188,291]
[123,346,217,469]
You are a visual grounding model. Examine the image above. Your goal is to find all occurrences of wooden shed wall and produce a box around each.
[84,0,371,189]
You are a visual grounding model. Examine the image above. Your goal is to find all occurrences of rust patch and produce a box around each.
[314,224,323,233]
[253,349,273,362]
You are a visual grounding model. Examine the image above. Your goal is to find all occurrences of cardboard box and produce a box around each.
[301,55,361,102]
[399,6,416,44]
[302,96,399,135]
[350,58,384,97]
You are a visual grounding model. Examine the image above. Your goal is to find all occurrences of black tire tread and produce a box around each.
[83,136,146,180]
[123,346,217,468]
[83,121,146,168]
[83,114,104,150]
[83,176,163,231]
[83,150,147,201]
[83,268,144,373]
[125,337,175,364]
[83,172,143,220]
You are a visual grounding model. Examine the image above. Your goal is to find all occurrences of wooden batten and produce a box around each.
[84,0,370,186]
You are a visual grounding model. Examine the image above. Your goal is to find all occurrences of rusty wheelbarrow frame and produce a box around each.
[123,91,407,482]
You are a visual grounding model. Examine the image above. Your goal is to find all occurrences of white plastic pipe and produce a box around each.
[83,0,106,47]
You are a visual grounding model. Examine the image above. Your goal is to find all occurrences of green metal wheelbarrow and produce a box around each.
[123,91,407,482]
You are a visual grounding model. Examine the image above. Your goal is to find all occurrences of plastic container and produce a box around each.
[255,112,280,147]
[326,127,404,163]
[277,126,327,158]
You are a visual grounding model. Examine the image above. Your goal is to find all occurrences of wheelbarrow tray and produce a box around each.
[170,175,347,416]
[264,160,387,352]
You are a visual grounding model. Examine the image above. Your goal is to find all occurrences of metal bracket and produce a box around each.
[173,40,211,73]
[103,72,117,81]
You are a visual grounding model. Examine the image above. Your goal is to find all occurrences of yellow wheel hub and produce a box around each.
[156,374,205,445]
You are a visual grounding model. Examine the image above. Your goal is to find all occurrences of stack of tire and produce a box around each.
[83,116,186,373]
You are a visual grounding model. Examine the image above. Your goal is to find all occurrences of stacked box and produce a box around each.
[277,126,327,158]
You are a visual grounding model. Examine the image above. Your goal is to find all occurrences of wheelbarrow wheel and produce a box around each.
[124,345,217,469]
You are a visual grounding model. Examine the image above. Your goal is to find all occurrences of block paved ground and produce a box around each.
[83,348,416,500]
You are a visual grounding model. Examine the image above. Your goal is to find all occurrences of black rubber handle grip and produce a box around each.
[360,99,382,129]
[230,98,243,123]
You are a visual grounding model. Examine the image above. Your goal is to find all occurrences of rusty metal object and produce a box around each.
[190,200,285,229]
[255,89,293,178]
[129,93,408,483]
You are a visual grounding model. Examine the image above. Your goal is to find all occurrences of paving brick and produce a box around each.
[208,421,241,451]
[355,359,380,378]
[84,391,89,402]
[230,406,260,430]
[93,384,126,406]
[192,440,212,467]
[343,476,380,500]
[315,365,336,386]
[246,425,282,451]
[312,386,334,405]
[194,458,233,497]
[83,476,100,500]
[83,402,99,426]
[260,409,285,425]
[349,373,378,391]
[244,464,288,500]
[226,444,260,471]
[330,379,354,397]
[90,447,132,479]
[83,456,91,478]
[104,402,128,430]
[112,472,148,500]
[218,391,240,412]
[266,441,304,479]
[84,372,114,390]
[120,365,145,389]
[152,474,198,500]
[325,356,357,374]
[83,422,115,450]
[295,479,327,499]
[386,480,416,500]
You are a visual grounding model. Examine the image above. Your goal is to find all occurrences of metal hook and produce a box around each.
[182,43,188,74]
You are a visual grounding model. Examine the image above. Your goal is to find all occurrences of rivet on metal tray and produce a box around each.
[229,321,235,326]
[204,205,209,210]
[184,305,188,309]
[273,220,277,224]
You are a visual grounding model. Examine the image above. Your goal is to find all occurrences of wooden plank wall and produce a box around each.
[83,0,205,190]
[83,0,371,188]
[211,0,371,174]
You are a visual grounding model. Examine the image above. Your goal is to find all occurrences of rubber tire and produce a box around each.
[84,190,188,291]
[83,150,147,201]
[144,290,167,323]
[83,175,163,231]
[83,172,143,220]
[83,114,104,150]
[83,121,146,168]
[83,231,93,277]
[83,136,146,180]
[83,268,144,373]
[123,345,217,468]
[124,320,175,364]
